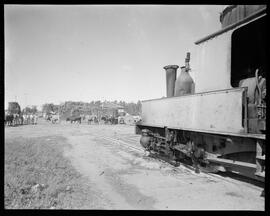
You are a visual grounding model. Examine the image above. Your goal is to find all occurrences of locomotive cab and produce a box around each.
[194,5,266,134]
[231,16,266,134]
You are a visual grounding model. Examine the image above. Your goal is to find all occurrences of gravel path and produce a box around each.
[5,119,265,210]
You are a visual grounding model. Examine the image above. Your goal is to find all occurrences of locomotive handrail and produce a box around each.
[195,6,266,45]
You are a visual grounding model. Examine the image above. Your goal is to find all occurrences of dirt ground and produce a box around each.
[5,119,265,210]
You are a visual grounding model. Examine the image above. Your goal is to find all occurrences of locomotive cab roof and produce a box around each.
[195,5,266,45]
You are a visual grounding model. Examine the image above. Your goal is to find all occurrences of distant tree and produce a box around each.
[54,105,59,113]
[125,102,137,115]
[137,100,142,114]
[119,101,126,107]
[94,100,101,107]
[8,102,21,115]
[31,105,38,114]
[58,103,65,115]
[42,103,57,114]
[71,108,80,117]
[23,106,32,114]
[43,100,142,118]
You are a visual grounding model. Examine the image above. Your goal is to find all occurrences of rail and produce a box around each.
[98,134,264,190]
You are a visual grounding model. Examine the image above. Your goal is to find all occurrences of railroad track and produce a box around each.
[99,135,144,153]
[98,135,264,191]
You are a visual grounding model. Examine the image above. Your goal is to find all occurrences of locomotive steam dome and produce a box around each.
[220,5,266,28]
[174,66,194,96]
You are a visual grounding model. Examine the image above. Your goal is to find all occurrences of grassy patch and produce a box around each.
[5,136,98,209]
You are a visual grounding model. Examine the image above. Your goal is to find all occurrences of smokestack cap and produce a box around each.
[163,65,179,70]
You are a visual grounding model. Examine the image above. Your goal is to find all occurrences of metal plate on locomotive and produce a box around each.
[141,88,246,134]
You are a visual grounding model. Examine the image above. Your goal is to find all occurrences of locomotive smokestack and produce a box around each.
[185,52,190,62]
[163,65,179,97]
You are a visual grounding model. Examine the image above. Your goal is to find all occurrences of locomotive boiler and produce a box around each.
[135,5,266,182]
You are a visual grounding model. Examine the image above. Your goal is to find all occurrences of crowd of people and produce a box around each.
[5,112,141,126]
[5,113,38,126]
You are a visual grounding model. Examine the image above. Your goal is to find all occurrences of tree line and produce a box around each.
[42,100,142,117]
[6,102,38,115]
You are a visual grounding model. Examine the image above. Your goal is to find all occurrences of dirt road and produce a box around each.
[5,119,265,210]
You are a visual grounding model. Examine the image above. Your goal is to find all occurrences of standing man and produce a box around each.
[33,114,38,124]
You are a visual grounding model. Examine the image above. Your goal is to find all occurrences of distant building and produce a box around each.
[101,102,124,117]
[124,115,135,125]
[123,115,141,125]
[118,109,125,116]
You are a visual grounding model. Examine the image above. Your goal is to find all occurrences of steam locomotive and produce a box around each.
[135,5,266,182]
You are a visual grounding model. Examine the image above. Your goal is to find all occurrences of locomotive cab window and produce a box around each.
[231,16,266,88]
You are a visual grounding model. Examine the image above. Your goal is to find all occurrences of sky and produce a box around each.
[5,5,224,110]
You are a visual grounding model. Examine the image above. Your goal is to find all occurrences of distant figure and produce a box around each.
[30,114,34,124]
[5,114,14,126]
[13,114,20,126]
[22,114,27,125]
[87,116,93,125]
[20,115,24,125]
[82,115,85,121]
[70,116,81,124]
[33,114,38,124]
[51,114,60,124]
[27,114,31,124]
[46,115,52,122]
[88,115,99,124]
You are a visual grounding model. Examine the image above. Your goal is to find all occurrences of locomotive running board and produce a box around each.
[206,157,264,182]
[136,122,265,140]
[206,157,256,169]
